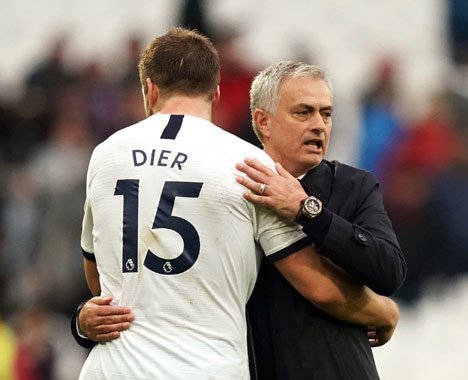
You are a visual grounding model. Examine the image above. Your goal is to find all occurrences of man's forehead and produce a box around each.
[279,77,332,106]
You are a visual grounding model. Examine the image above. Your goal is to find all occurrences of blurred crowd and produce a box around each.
[1,0,468,379]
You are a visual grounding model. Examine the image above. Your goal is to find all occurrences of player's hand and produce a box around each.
[235,158,308,220]
[78,296,135,342]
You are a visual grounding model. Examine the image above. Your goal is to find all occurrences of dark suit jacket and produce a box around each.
[247,160,407,380]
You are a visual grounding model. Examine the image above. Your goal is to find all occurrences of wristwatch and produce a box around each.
[299,195,323,219]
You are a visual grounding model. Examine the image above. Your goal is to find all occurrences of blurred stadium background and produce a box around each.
[1,0,468,379]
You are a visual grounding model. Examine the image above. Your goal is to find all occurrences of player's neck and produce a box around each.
[154,95,213,121]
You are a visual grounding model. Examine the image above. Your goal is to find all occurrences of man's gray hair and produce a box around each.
[249,61,332,143]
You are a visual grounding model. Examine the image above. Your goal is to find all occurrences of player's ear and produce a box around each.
[211,85,220,107]
[253,108,270,139]
[146,78,159,108]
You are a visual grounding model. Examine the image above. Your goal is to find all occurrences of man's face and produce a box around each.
[262,76,332,177]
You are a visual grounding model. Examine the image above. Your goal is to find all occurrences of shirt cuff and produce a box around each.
[76,317,89,339]
[70,301,98,349]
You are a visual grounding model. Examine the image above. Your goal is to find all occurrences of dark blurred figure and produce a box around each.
[79,59,122,141]
[448,0,468,65]
[115,35,147,130]
[119,35,143,87]
[178,0,213,38]
[383,91,461,302]
[212,30,258,145]
[2,110,93,315]
[24,34,76,146]
[359,57,403,178]
[423,131,468,280]
[177,0,257,144]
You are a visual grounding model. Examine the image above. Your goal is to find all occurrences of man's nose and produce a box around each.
[310,112,326,134]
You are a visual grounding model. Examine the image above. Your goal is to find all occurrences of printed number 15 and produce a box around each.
[114,179,203,275]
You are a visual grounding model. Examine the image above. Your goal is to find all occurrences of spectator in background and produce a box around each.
[359,57,403,179]
[423,131,468,281]
[177,0,257,144]
[2,110,93,315]
[448,0,468,65]
[24,34,76,145]
[0,317,16,379]
[211,30,258,144]
[178,0,213,39]
[13,309,55,380]
[382,91,461,302]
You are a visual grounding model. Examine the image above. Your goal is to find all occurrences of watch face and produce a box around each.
[304,196,322,217]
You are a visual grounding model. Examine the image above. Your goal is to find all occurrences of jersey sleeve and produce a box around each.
[254,205,310,263]
[244,149,311,262]
[81,149,97,261]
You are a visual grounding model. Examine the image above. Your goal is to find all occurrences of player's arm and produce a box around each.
[84,256,100,296]
[273,244,399,345]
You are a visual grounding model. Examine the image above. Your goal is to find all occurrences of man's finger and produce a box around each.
[242,191,269,206]
[89,296,113,306]
[236,175,264,194]
[95,321,132,334]
[94,331,121,342]
[95,306,132,317]
[96,313,135,325]
[244,158,277,177]
[236,162,267,184]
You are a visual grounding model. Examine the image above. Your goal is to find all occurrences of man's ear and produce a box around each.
[146,78,159,108]
[253,108,270,139]
[212,85,220,107]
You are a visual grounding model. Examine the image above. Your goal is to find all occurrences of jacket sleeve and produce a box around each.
[301,171,407,296]
[70,301,98,349]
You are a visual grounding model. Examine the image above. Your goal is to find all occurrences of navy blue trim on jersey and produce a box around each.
[161,114,184,139]
[266,237,312,263]
[82,249,96,262]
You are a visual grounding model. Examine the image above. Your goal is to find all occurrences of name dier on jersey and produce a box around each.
[132,149,188,170]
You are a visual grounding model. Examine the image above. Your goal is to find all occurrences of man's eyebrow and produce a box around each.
[297,104,333,112]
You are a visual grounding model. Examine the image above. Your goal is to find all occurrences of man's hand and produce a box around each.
[368,323,397,347]
[367,298,399,347]
[78,296,135,342]
[235,158,308,220]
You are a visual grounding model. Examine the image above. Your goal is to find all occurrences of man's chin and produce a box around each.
[306,155,323,168]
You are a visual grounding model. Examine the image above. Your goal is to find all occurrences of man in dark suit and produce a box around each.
[236,61,407,379]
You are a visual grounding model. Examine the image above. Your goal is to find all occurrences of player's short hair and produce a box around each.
[249,61,333,143]
[139,27,220,100]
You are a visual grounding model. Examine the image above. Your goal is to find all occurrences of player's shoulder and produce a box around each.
[210,124,272,164]
[91,117,154,154]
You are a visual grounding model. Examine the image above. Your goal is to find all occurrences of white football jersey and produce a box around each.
[79,114,309,380]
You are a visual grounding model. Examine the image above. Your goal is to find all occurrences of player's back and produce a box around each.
[79,114,306,379]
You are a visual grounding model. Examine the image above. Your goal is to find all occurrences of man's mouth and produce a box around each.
[305,139,323,149]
